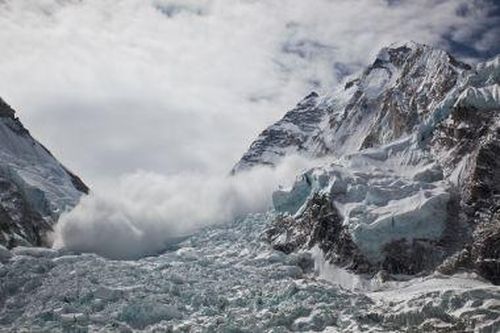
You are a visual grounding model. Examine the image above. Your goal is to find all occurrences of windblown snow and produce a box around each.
[53,156,316,259]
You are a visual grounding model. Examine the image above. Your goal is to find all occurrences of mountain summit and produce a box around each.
[0,98,88,247]
[235,42,500,283]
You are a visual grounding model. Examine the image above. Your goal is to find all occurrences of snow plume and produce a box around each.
[53,156,314,259]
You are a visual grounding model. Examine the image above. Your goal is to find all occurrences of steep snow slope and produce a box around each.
[0,98,88,247]
[236,42,500,283]
[233,41,472,171]
[232,92,331,173]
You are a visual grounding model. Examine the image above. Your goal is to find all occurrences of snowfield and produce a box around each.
[1,214,499,332]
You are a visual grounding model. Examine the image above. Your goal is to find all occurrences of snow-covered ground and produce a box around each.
[1,214,498,332]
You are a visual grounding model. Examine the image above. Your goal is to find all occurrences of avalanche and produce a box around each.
[2,41,500,332]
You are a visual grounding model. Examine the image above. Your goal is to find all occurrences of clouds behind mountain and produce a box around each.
[0,0,498,187]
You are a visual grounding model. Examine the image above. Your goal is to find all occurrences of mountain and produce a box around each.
[235,41,500,284]
[0,98,88,247]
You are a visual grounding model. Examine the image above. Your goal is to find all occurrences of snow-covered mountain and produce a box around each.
[0,42,499,332]
[235,42,500,284]
[0,98,88,247]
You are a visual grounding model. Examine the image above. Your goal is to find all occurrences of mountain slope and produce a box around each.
[0,98,88,247]
[234,42,473,171]
[235,42,500,283]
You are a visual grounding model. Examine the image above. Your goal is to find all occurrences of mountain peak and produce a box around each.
[0,97,16,119]
[370,41,471,73]
[236,42,500,283]
[233,42,476,172]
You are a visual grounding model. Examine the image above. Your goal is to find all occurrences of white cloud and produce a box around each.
[0,0,497,187]
[53,155,315,259]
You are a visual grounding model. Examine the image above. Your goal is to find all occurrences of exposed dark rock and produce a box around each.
[0,98,15,119]
[232,91,329,173]
[266,193,371,273]
[344,79,359,90]
[472,215,500,284]
[63,167,90,194]
[0,175,52,247]
[0,97,89,247]
[382,238,444,275]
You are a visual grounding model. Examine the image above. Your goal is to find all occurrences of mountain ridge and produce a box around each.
[235,41,500,283]
[0,98,88,247]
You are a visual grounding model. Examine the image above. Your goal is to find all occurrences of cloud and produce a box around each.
[53,155,315,259]
[0,0,498,188]
[0,0,496,185]
[1,0,497,258]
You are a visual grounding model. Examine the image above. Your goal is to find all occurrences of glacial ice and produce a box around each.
[351,188,449,262]
[455,85,500,111]
[271,141,451,264]
[0,214,498,332]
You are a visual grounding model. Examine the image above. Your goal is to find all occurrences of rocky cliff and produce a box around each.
[0,98,88,247]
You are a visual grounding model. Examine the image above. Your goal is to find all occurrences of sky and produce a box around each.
[0,0,499,188]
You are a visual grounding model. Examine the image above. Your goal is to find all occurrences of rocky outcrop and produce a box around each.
[472,215,500,284]
[266,193,372,273]
[0,98,88,247]
[231,92,330,173]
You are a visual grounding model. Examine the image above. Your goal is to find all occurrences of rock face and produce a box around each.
[0,98,88,247]
[236,42,500,283]
[232,91,330,173]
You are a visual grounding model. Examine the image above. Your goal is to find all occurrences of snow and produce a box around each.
[1,214,498,332]
[472,55,500,85]
[362,68,393,99]
[0,245,11,263]
[272,141,450,263]
[0,116,85,243]
[251,46,500,270]
[367,273,500,332]
[351,187,449,262]
[455,85,500,110]
[2,42,499,332]
[10,246,60,258]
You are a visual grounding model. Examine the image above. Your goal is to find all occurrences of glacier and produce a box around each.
[1,214,499,332]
